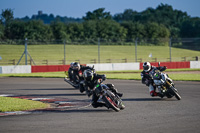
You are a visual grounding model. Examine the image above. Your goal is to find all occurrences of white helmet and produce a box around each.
[143,62,151,72]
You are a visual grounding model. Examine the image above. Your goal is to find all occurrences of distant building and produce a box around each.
[38,11,43,16]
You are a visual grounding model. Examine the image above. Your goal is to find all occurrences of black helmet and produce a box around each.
[143,62,151,72]
[73,62,80,70]
[70,62,74,68]
[83,69,94,81]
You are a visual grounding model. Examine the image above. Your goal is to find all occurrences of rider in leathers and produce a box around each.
[68,62,74,81]
[141,62,167,97]
[83,69,123,108]
[71,62,94,84]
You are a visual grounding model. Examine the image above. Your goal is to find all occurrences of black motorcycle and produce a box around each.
[64,70,81,89]
[94,80,125,112]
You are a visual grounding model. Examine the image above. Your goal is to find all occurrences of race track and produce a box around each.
[0,77,200,133]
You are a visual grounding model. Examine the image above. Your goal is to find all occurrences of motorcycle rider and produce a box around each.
[67,62,74,81]
[141,62,166,97]
[70,62,94,84]
[83,69,123,108]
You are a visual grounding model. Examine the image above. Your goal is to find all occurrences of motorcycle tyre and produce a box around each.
[170,87,181,100]
[102,95,120,112]
[119,102,125,110]
[115,95,125,110]
[174,91,181,100]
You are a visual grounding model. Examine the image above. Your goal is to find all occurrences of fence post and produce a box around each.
[169,38,172,62]
[122,58,127,63]
[25,38,28,65]
[135,38,138,63]
[43,60,48,65]
[196,56,199,61]
[91,59,96,64]
[13,59,15,65]
[64,40,66,65]
[107,59,111,63]
[98,38,100,63]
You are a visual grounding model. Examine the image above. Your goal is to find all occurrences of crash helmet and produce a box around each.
[73,62,80,70]
[70,62,74,68]
[83,69,94,81]
[143,62,151,72]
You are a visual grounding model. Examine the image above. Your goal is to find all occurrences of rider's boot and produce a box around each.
[106,84,123,97]
[158,93,164,98]
[116,92,123,97]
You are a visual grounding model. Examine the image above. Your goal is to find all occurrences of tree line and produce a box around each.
[0,3,200,45]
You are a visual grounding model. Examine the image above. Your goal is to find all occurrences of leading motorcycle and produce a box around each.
[149,63,181,100]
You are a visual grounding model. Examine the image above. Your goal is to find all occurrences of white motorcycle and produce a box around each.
[149,63,181,100]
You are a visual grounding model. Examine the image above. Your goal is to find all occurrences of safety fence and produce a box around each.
[0,56,199,66]
[0,38,200,65]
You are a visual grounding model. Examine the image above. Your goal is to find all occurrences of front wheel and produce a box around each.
[102,95,120,112]
[174,91,181,100]
[170,87,181,100]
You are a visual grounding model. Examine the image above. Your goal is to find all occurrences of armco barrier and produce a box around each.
[87,63,140,71]
[0,65,31,74]
[31,65,70,73]
[1,61,197,74]
[190,61,200,68]
[139,62,190,69]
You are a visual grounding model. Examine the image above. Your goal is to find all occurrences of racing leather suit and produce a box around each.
[141,66,166,97]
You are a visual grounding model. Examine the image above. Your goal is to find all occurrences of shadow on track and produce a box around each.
[122,98,177,102]
[122,98,161,101]
[38,108,114,114]
[17,93,86,97]
[122,98,176,101]
[19,88,77,91]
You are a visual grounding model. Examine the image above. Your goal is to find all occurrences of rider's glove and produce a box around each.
[102,74,106,80]
[86,90,93,97]
[145,79,150,86]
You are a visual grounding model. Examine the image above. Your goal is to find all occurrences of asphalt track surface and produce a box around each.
[0,77,200,133]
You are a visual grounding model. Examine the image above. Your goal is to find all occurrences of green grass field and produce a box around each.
[0,44,199,65]
[0,96,49,112]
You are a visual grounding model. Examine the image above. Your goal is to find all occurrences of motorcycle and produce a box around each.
[64,70,82,89]
[64,68,95,93]
[93,79,125,112]
[149,63,181,100]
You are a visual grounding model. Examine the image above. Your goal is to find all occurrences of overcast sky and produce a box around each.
[0,0,200,18]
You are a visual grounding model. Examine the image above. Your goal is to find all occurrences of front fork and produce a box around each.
[166,80,178,92]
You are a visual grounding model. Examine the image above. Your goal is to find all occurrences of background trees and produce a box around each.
[0,3,199,44]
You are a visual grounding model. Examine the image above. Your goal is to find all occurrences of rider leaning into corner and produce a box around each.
[68,62,74,81]
[141,62,167,97]
[83,69,123,108]
[68,62,93,83]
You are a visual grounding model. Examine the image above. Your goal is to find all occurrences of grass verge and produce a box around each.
[105,73,200,81]
[0,97,49,112]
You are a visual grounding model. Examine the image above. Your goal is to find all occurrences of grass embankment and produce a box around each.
[0,96,49,112]
[0,45,199,64]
